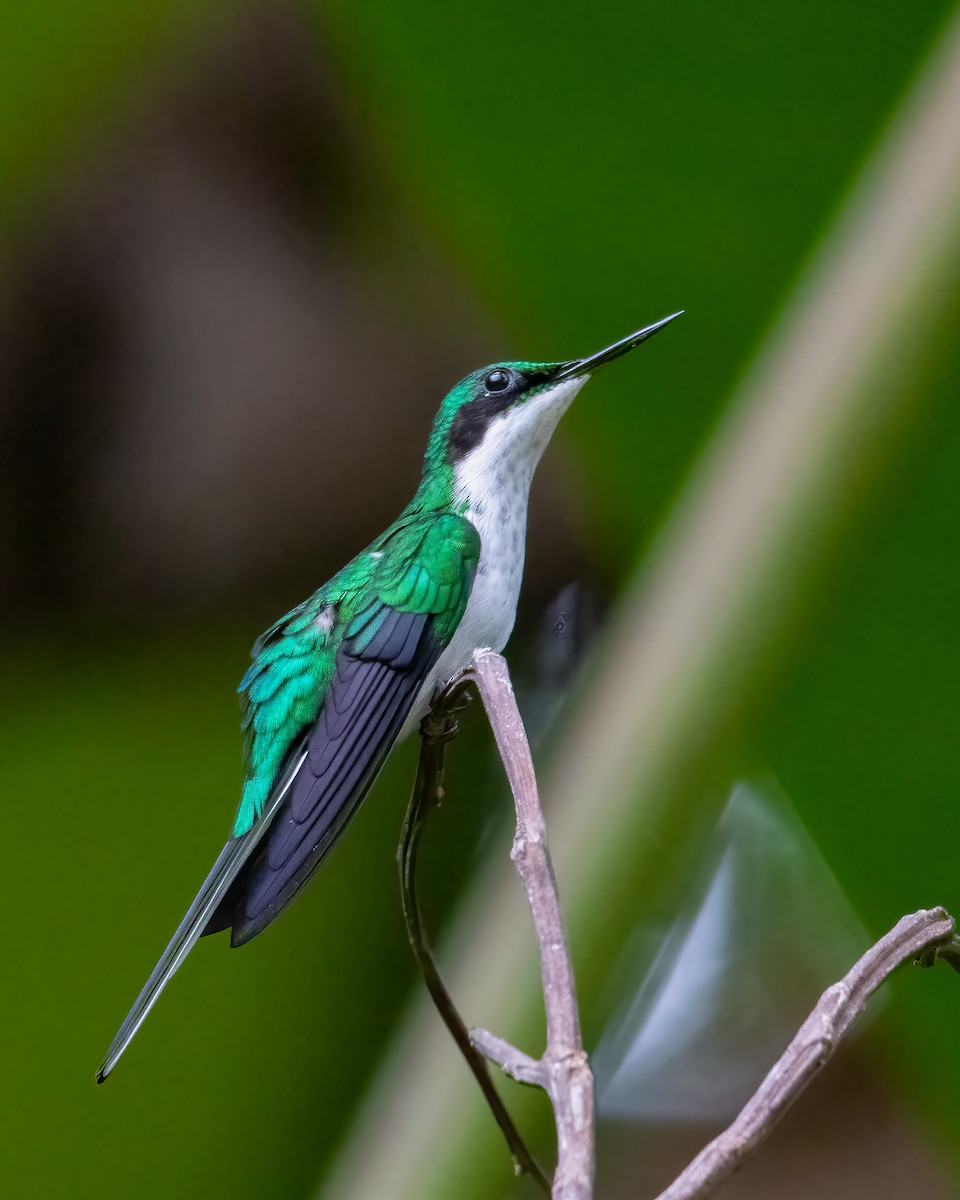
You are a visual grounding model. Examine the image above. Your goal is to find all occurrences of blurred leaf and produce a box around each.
[0,2,228,252]
[319,10,960,1198]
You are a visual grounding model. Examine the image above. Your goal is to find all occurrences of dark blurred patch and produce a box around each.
[0,0,584,629]
[536,580,602,691]
[0,230,115,616]
[598,1058,954,1200]
[517,580,606,740]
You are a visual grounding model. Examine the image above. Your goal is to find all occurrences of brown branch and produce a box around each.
[399,684,551,1195]
[405,650,960,1200]
[655,906,958,1200]
[404,648,594,1198]
[470,1027,547,1088]
[407,651,960,1200]
[468,649,595,1200]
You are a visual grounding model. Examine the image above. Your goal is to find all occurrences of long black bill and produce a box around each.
[554,311,683,381]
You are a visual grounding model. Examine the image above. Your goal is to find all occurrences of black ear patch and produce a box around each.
[447,373,528,460]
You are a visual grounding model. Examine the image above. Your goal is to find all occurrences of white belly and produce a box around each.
[403,495,527,735]
[401,372,585,736]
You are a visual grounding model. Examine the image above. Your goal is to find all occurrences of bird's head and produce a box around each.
[416,312,682,509]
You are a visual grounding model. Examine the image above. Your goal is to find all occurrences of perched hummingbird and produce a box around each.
[97,313,681,1082]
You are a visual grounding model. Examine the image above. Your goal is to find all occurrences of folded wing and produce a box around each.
[97,512,479,1080]
[208,605,440,945]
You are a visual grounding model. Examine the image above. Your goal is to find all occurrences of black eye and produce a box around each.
[484,368,512,393]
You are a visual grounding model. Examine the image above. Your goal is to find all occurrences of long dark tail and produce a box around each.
[96,748,307,1082]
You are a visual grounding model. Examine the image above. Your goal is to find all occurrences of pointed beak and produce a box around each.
[554,311,684,381]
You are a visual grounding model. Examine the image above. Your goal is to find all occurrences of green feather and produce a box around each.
[232,510,479,837]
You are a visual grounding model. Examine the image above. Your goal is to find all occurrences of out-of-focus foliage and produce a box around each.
[0,4,226,248]
[1,3,959,1199]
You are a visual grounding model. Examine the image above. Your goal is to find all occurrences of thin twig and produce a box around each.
[655,906,958,1200]
[399,682,551,1196]
[470,1027,547,1088]
[468,649,595,1200]
[402,660,958,1200]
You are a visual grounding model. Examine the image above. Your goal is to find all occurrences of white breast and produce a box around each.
[403,374,586,733]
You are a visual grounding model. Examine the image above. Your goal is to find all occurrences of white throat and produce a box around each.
[403,375,586,734]
[452,375,586,650]
[453,376,585,517]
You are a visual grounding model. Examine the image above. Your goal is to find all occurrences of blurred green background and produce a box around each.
[2,2,959,1198]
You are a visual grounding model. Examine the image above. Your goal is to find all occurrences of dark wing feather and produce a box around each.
[96,743,308,1082]
[99,513,479,1079]
[214,609,437,946]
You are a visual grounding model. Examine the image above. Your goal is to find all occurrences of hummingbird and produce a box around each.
[97,312,681,1082]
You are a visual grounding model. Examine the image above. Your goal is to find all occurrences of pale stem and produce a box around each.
[466,649,595,1200]
[655,907,959,1200]
[416,655,959,1200]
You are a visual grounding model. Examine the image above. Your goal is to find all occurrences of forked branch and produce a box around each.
[404,653,959,1200]
[467,651,594,1200]
[654,907,959,1200]
[400,678,551,1195]
[402,648,593,1199]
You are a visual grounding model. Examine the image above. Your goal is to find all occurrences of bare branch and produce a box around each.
[407,649,959,1200]
[655,907,958,1200]
[468,649,595,1200]
[470,1028,548,1088]
[402,649,593,1197]
[399,686,551,1195]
